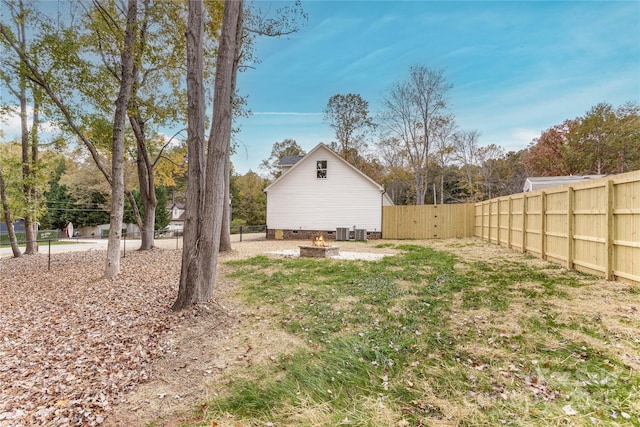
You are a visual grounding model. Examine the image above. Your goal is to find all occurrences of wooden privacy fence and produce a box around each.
[383,203,476,239]
[475,170,640,286]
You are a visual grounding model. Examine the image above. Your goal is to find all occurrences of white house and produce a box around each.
[166,202,185,234]
[264,143,393,240]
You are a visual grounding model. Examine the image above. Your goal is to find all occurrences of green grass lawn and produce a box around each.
[181,242,640,426]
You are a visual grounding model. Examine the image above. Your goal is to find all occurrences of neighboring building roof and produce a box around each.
[523,175,606,192]
[167,202,186,210]
[167,202,186,222]
[278,156,304,167]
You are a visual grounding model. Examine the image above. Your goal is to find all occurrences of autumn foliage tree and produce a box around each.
[523,102,640,177]
[1,0,139,278]
[230,170,266,225]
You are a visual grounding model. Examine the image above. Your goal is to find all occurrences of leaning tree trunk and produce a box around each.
[131,115,157,250]
[104,0,137,279]
[19,43,37,254]
[0,167,22,258]
[173,0,242,310]
[219,4,243,253]
[199,0,242,301]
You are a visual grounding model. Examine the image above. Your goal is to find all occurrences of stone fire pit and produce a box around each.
[299,244,340,258]
[299,235,340,258]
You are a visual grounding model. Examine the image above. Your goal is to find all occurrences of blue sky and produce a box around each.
[231,0,640,174]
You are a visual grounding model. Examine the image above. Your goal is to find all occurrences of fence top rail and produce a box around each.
[540,187,571,195]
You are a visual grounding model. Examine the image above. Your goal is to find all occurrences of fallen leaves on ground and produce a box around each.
[0,250,183,426]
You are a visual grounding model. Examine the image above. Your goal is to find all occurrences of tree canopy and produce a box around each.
[379,66,454,205]
[523,102,640,177]
[324,93,376,165]
[260,138,305,180]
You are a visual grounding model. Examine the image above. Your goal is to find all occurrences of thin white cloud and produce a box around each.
[0,107,22,139]
[0,106,60,141]
[511,128,539,144]
[341,47,393,77]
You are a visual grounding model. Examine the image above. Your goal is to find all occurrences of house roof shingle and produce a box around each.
[278,156,304,167]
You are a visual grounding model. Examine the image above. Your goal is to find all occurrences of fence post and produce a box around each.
[495,200,500,245]
[522,194,528,253]
[481,203,486,241]
[567,186,574,269]
[48,239,51,271]
[605,180,614,280]
[507,197,513,249]
[540,191,546,260]
[240,225,243,242]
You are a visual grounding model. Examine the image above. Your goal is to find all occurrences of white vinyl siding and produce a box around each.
[266,145,385,232]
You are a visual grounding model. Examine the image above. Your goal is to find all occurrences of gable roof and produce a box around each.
[167,202,186,210]
[523,175,606,192]
[264,143,389,198]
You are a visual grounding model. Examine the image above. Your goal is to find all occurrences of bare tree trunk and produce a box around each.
[136,149,157,250]
[174,0,242,310]
[24,87,40,254]
[141,197,156,248]
[105,0,137,279]
[219,12,243,254]
[0,167,22,258]
[219,152,232,252]
[130,115,157,250]
[173,0,207,310]
[414,173,422,205]
[415,165,427,205]
[17,1,37,254]
[21,90,38,254]
[199,0,242,301]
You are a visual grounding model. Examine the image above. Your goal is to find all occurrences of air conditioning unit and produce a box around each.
[355,229,367,241]
[336,227,349,241]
